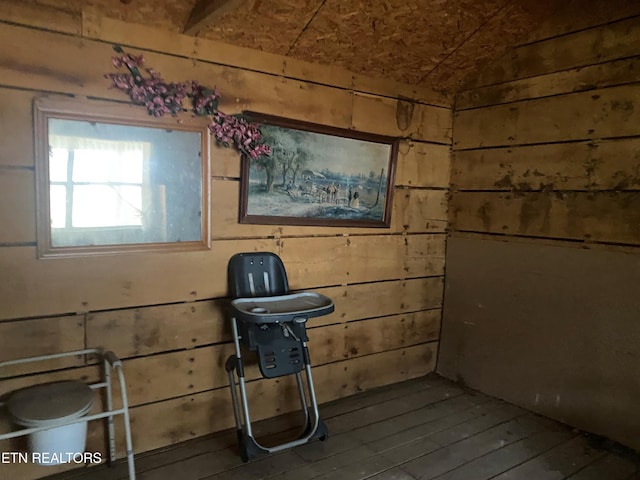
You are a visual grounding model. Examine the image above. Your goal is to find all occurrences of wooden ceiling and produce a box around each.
[26,0,562,97]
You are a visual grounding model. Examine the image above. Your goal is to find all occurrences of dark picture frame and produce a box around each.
[239,113,399,228]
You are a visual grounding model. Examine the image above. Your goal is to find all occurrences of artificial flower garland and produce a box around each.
[105,45,271,159]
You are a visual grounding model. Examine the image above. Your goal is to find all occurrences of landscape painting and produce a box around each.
[240,114,398,228]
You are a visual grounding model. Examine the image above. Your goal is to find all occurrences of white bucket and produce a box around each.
[23,420,89,466]
[7,381,93,466]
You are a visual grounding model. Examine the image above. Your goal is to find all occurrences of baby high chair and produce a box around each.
[224,252,334,462]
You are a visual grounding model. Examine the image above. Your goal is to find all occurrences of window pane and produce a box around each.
[73,148,144,183]
[72,185,142,227]
[50,185,67,228]
[49,148,68,182]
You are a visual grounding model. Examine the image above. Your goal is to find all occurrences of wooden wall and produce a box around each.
[439,3,640,452]
[0,6,451,478]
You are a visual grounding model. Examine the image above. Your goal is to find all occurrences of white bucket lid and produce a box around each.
[8,381,93,425]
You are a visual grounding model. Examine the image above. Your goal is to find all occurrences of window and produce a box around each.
[35,97,211,257]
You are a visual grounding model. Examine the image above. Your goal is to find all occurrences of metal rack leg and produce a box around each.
[104,359,116,465]
[116,367,136,480]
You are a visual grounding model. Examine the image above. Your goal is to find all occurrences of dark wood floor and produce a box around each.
[48,374,640,480]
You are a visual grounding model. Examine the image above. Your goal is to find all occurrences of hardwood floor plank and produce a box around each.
[264,444,380,480]
[326,384,466,435]
[422,403,526,447]
[367,399,505,453]
[201,450,308,480]
[311,454,409,480]
[432,430,575,480]
[40,375,639,480]
[319,375,450,420]
[369,468,419,480]
[350,393,492,444]
[399,413,550,479]
[136,448,243,480]
[566,452,639,480]
[491,436,606,479]
[293,432,365,463]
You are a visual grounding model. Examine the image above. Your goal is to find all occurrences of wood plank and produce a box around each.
[397,189,448,233]
[203,450,308,479]
[313,277,444,328]
[395,141,450,189]
[210,142,242,178]
[318,375,449,420]
[352,93,452,144]
[240,74,354,129]
[0,24,117,98]
[85,279,442,358]
[368,469,416,480]
[452,138,640,191]
[349,72,452,108]
[451,191,640,245]
[491,436,606,479]
[0,169,35,243]
[87,312,437,408]
[458,57,640,110]
[311,310,441,366]
[278,235,351,287]
[325,384,465,436]
[81,12,450,106]
[0,24,354,131]
[0,365,99,399]
[0,239,278,320]
[82,377,441,480]
[301,402,527,480]
[120,344,250,407]
[448,230,640,255]
[0,88,34,168]
[362,400,510,455]
[265,396,499,480]
[78,345,437,466]
[470,15,640,88]
[0,0,81,35]
[453,84,640,150]
[434,430,575,480]
[86,299,228,358]
[521,0,640,46]
[280,233,447,288]
[35,376,640,480]
[566,453,639,480]
[348,393,491,446]
[399,414,560,479]
[0,315,85,378]
[81,9,288,84]
[125,343,437,455]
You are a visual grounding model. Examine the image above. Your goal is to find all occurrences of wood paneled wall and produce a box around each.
[451,11,640,247]
[440,3,640,453]
[0,7,451,479]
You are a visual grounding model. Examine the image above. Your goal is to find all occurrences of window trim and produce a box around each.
[34,96,212,258]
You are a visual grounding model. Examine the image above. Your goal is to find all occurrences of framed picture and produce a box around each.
[240,113,399,228]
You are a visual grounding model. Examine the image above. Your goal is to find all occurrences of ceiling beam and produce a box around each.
[183,0,248,36]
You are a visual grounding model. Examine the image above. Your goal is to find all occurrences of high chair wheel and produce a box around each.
[239,444,249,463]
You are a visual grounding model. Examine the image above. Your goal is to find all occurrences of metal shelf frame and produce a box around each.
[0,348,135,479]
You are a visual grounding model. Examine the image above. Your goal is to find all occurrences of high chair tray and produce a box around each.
[231,292,334,324]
